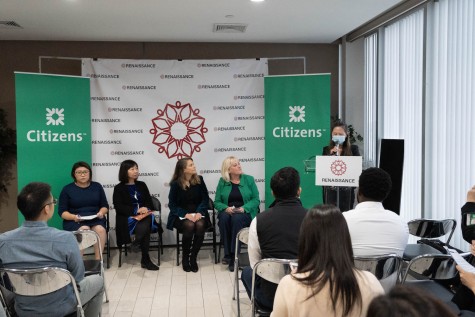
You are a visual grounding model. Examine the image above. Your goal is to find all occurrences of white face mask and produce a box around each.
[332,135,346,145]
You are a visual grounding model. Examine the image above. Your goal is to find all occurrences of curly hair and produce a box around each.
[358,167,392,201]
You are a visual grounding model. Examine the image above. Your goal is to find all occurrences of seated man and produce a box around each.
[0,182,104,317]
[241,167,307,310]
[344,167,409,257]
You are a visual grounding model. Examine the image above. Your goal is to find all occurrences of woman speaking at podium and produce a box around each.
[322,120,360,211]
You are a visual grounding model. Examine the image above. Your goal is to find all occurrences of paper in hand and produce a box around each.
[446,247,475,273]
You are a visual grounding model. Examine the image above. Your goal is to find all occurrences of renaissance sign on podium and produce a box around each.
[315,156,362,187]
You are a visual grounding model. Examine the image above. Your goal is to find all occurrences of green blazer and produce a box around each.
[214,174,260,219]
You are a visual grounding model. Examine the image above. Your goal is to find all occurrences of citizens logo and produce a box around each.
[150,101,208,159]
[27,108,86,143]
[46,108,65,126]
[289,106,305,123]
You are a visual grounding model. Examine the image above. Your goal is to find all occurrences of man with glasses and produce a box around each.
[0,182,104,316]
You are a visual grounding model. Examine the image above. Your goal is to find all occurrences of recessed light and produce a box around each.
[251,0,265,2]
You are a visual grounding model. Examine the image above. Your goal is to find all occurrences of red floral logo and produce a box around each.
[150,101,208,159]
[330,160,347,176]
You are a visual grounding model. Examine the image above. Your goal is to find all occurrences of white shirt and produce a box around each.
[248,217,261,268]
[343,201,409,257]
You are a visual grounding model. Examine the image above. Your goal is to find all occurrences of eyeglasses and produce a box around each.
[40,198,57,210]
[75,170,90,175]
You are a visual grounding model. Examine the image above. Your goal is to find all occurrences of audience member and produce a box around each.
[322,119,360,211]
[241,167,307,311]
[214,156,260,271]
[367,285,457,317]
[461,185,475,246]
[59,161,109,257]
[344,167,409,256]
[0,182,104,317]
[271,204,384,317]
[167,157,210,273]
[113,160,159,270]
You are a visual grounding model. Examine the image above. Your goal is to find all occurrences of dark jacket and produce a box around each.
[167,175,210,230]
[461,202,475,243]
[322,144,360,156]
[256,197,307,303]
[113,181,154,246]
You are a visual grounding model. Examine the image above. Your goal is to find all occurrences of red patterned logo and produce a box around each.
[330,160,347,176]
[150,101,208,159]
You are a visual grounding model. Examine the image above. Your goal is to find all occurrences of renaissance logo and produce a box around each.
[198,84,230,89]
[122,63,156,69]
[160,74,194,79]
[197,63,230,68]
[233,73,265,79]
[213,105,245,111]
[122,85,157,90]
[289,106,305,122]
[86,74,119,79]
[150,101,208,159]
[234,95,264,100]
[27,108,86,142]
[46,108,64,126]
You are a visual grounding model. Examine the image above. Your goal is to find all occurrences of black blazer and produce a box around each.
[322,144,360,156]
[113,180,154,246]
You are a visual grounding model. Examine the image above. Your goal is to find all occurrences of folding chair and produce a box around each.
[401,253,465,303]
[233,227,250,317]
[403,219,457,261]
[176,198,217,265]
[251,258,297,317]
[73,229,109,303]
[104,213,111,269]
[0,267,84,317]
[118,197,163,267]
[354,254,402,293]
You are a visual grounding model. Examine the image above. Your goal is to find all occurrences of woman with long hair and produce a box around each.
[322,120,360,211]
[271,205,383,317]
[113,159,159,270]
[167,157,210,272]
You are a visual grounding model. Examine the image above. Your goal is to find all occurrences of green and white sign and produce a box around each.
[264,74,330,208]
[16,72,91,228]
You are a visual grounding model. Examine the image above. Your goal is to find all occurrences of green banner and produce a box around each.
[15,73,91,228]
[264,74,330,208]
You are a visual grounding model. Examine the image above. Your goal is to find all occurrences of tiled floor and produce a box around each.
[101,247,252,317]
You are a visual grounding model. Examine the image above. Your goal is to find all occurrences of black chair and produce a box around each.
[118,197,163,267]
[354,254,402,293]
[403,218,457,261]
[104,213,111,269]
[233,227,250,317]
[176,198,217,266]
[401,253,462,302]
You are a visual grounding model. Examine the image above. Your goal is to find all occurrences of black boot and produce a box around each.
[182,236,192,272]
[141,253,159,271]
[190,235,204,273]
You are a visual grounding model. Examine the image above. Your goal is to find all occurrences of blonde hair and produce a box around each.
[221,156,239,182]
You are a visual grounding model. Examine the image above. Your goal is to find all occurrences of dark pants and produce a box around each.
[218,212,251,259]
[135,215,152,254]
[241,266,274,311]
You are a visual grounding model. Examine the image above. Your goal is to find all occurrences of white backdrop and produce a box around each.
[82,58,268,245]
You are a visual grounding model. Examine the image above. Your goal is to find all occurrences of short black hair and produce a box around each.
[17,182,52,220]
[118,159,138,183]
[358,167,392,202]
[270,167,300,199]
[71,161,92,180]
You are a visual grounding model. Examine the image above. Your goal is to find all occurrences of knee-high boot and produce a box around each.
[190,234,204,273]
[181,235,192,272]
